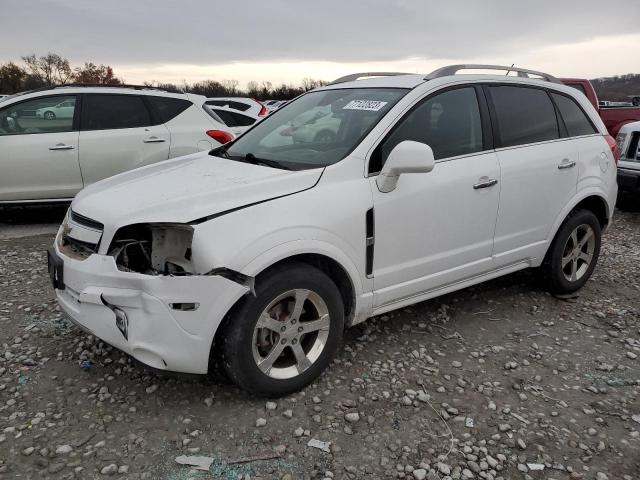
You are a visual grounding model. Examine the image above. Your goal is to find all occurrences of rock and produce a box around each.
[438,463,451,475]
[101,464,118,475]
[266,401,277,411]
[145,384,158,394]
[55,445,73,455]
[345,412,360,423]
[413,468,427,480]
[256,417,267,427]
[22,446,35,456]
[451,361,462,368]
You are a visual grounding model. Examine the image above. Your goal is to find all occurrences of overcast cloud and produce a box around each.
[1,0,638,84]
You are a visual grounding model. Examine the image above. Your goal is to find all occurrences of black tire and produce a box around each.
[44,111,56,120]
[220,263,344,396]
[542,209,601,294]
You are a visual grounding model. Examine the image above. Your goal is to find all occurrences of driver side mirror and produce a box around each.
[376,140,435,193]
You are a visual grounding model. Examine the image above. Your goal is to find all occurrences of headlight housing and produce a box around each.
[108,223,194,275]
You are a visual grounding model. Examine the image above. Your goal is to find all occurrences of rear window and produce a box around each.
[551,93,597,137]
[206,100,251,112]
[146,96,191,123]
[82,94,151,130]
[489,86,559,147]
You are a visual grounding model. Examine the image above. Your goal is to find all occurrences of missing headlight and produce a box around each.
[108,224,194,275]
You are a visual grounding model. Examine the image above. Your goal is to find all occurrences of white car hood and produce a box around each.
[72,152,322,228]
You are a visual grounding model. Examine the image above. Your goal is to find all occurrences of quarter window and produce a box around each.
[146,96,191,123]
[82,94,151,131]
[489,86,559,147]
[0,96,76,136]
[372,87,483,172]
[551,93,597,137]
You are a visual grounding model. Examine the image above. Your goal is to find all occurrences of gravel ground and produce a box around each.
[0,203,639,480]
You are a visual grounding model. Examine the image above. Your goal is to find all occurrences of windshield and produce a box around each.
[215,88,408,170]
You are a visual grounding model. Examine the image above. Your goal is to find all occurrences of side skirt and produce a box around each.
[371,260,531,317]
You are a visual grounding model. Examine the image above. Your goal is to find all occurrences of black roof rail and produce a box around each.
[425,64,562,84]
[329,72,412,85]
[50,83,184,93]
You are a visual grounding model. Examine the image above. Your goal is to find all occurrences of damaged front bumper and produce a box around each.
[51,242,250,374]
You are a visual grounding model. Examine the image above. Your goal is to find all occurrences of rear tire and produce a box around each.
[44,111,56,120]
[220,263,344,397]
[542,209,601,294]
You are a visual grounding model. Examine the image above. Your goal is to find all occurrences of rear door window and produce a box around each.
[81,94,151,131]
[146,96,191,123]
[551,93,597,137]
[488,86,559,147]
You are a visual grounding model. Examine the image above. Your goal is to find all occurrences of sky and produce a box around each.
[1,0,639,87]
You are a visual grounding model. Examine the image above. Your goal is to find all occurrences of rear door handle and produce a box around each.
[473,178,498,189]
[557,160,576,170]
[143,136,166,143]
[49,143,74,151]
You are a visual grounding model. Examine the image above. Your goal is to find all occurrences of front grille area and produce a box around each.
[70,210,104,231]
[59,210,104,260]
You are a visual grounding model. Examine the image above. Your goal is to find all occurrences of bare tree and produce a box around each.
[73,62,122,84]
[22,53,73,85]
[0,62,27,93]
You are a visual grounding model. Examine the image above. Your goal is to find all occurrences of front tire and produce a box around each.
[44,111,56,120]
[220,263,344,396]
[542,209,601,294]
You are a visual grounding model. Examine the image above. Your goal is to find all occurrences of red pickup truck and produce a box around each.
[561,78,640,137]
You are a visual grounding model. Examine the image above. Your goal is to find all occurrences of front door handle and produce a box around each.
[143,137,166,143]
[473,178,498,189]
[49,143,74,151]
[558,160,576,170]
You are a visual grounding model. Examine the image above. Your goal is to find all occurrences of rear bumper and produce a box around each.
[53,242,249,374]
[617,166,640,192]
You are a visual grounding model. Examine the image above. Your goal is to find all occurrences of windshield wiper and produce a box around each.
[240,153,292,170]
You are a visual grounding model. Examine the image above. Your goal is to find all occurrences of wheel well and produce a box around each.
[572,195,608,228]
[256,254,355,325]
[208,254,356,372]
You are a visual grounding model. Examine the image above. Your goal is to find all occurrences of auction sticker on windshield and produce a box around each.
[343,100,388,111]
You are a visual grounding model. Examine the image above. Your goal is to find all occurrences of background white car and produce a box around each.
[205,97,267,118]
[205,104,258,137]
[0,85,233,203]
[35,98,76,120]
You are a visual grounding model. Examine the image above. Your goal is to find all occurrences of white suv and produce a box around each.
[49,65,618,396]
[0,85,234,204]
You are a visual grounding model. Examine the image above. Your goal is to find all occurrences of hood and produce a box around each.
[72,151,323,228]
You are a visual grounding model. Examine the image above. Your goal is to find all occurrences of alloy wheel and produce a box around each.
[252,289,330,379]
[561,223,596,282]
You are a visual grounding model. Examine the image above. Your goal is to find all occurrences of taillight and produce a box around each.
[256,101,267,116]
[604,134,619,164]
[206,130,234,144]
